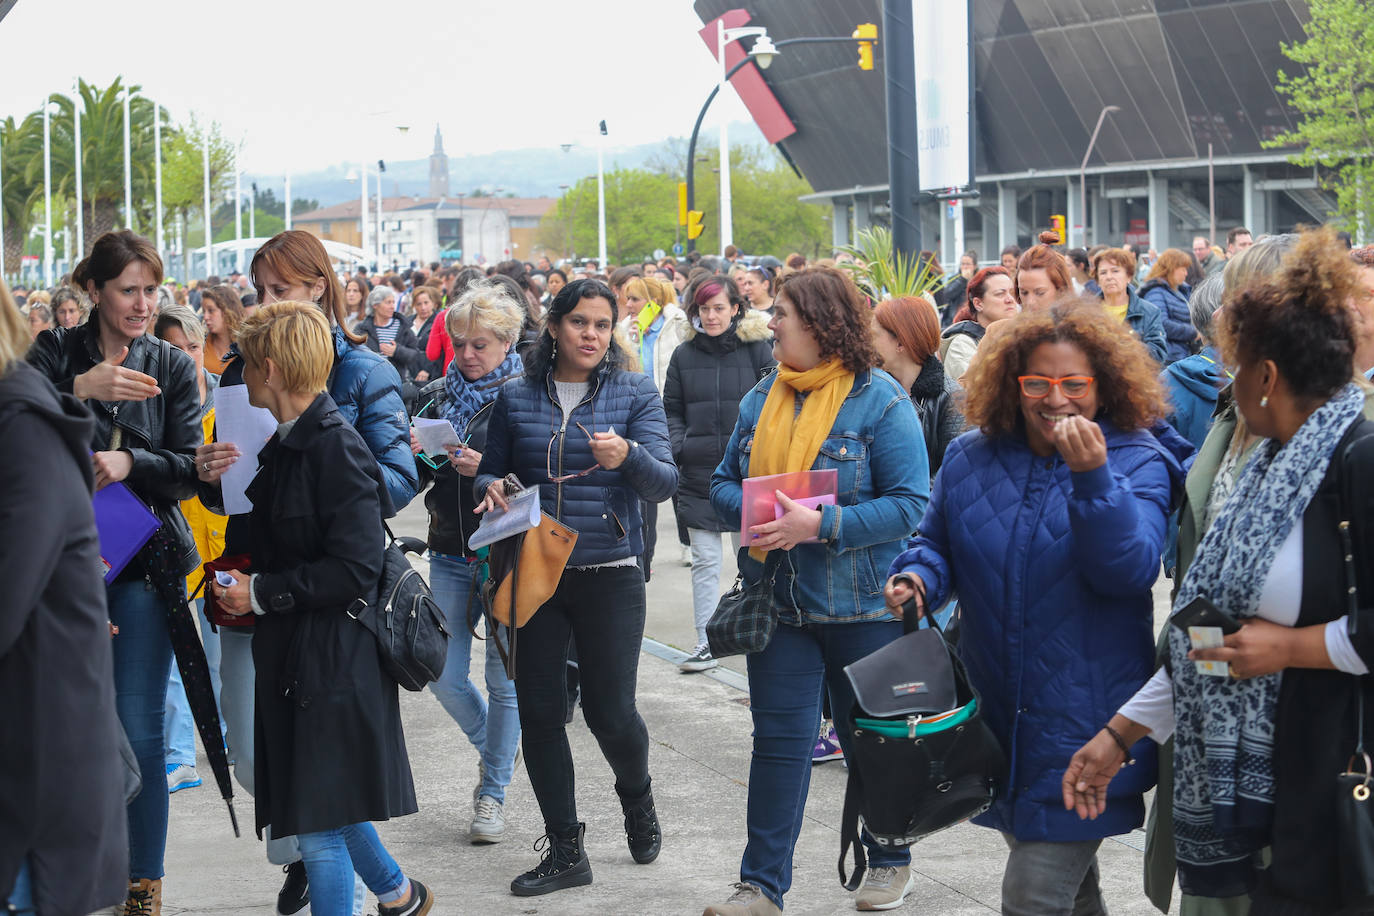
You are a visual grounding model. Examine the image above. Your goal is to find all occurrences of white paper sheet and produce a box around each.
[412,416,463,459]
[468,486,543,550]
[215,385,279,515]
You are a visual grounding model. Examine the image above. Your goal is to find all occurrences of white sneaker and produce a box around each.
[680,545,693,566]
[680,643,718,672]
[855,865,915,911]
[166,763,202,793]
[470,794,505,844]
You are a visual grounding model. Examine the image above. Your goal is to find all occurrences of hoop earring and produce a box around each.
[1260,395,1269,408]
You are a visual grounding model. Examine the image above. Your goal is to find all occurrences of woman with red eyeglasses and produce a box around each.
[884,300,1185,915]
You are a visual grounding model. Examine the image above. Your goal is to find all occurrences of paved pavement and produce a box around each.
[153,499,1179,915]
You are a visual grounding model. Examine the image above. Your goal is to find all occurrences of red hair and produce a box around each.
[1014,246,1071,299]
[953,266,1012,323]
[873,297,940,363]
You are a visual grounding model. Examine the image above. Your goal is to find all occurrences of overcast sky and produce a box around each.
[0,0,751,175]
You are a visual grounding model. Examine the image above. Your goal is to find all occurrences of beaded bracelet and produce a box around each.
[1103,724,1136,766]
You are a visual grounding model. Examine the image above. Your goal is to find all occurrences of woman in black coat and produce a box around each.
[871,296,965,477]
[662,275,775,671]
[214,302,433,916]
[1,284,128,916]
[354,285,419,380]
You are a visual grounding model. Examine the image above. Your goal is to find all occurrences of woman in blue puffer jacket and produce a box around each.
[474,278,678,899]
[1138,248,1197,364]
[885,300,1183,916]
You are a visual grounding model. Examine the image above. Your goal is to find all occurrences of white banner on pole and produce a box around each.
[914,0,972,192]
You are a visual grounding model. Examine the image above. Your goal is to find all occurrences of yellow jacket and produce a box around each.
[181,373,226,596]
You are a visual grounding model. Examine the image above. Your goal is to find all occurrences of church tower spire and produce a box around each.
[428,124,450,198]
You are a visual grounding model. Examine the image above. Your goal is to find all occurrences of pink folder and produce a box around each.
[741,469,838,546]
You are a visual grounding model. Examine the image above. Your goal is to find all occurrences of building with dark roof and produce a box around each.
[693,0,1323,260]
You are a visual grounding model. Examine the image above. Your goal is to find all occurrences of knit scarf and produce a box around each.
[441,349,522,435]
[746,358,854,560]
[1168,382,1364,897]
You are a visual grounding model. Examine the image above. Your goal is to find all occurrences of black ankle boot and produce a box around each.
[510,822,592,897]
[619,786,661,864]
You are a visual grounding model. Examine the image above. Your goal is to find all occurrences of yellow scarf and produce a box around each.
[747,358,854,559]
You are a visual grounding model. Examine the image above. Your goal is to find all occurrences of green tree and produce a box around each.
[1,114,41,275]
[1266,0,1374,236]
[539,167,679,264]
[161,115,237,249]
[687,143,829,259]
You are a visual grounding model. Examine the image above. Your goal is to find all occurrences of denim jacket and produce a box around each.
[710,367,929,622]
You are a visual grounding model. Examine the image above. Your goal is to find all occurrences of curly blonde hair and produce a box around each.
[963,297,1169,435]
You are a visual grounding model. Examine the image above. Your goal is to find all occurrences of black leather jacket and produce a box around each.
[27,317,203,576]
[413,376,509,557]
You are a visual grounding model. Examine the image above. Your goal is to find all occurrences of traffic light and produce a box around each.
[1049,214,1066,244]
[687,210,704,240]
[853,23,877,71]
[678,182,688,226]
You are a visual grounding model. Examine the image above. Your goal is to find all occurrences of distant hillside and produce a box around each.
[245,121,767,209]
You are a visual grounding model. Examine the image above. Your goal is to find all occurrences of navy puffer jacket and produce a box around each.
[1139,278,1195,364]
[475,364,678,566]
[890,419,1184,842]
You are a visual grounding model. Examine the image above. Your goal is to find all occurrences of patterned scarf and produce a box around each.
[442,349,522,435]
[1168,382,1364,896]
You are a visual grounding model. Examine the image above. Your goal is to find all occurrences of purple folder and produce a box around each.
[92,481,162,584]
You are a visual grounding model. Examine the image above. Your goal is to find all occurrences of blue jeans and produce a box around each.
[109,577,174,881]
[427,554,521,803]
[6,857,33,914]
[741,616,910,908]
[296,823,406,916]
[165,598,225,767]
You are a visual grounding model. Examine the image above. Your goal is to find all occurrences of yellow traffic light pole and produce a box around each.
[684,28,880,254]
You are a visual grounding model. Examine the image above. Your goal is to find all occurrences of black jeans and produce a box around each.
[515,564,652,834]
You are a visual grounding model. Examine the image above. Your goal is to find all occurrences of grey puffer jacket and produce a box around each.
[475,363,679,566]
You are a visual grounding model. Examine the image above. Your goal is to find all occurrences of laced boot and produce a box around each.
[510,822,592,896]
[619,784,662,864]
[123,878,162,916]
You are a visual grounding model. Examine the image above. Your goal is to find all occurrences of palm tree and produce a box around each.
[1,113,41,276]
[37,77,162,256]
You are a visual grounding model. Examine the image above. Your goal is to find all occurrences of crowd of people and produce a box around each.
[5,218,1374,916]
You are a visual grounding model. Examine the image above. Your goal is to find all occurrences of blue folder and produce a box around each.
[92,481,162,584]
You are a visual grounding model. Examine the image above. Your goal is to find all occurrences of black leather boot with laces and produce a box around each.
[509,822,592,896]
[619,785,661,864]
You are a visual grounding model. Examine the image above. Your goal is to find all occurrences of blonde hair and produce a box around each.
[154,303,206,346]
[445,279,525,346]
[237,302,334,395]
[27,289,51,307]
[0,281,31,372]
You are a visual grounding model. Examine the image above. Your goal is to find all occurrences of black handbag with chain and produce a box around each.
[706,552,783,658]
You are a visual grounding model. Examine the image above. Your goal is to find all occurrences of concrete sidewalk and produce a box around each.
[154,501,1177,915]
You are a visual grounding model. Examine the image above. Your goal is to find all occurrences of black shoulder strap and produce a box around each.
[837,766,869,890]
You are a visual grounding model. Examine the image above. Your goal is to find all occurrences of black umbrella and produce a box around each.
[143,525,240,837]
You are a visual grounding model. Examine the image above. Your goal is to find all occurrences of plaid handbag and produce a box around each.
[706,552,783,658]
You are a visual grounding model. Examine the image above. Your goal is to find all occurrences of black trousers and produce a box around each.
[515,564,652,834]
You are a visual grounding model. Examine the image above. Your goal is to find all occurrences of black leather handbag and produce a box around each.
[349,524,450,692]
[837,579,1007,890]
[706,552,782,658]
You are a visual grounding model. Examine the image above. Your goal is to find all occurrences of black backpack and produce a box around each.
[348,524,450,691]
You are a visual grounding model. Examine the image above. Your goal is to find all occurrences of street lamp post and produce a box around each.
[1080,105,1121,248]
[249,182,256,240]
[558,184,571,261]
[596,121,607,269]
[202,136,213,278]
[73,80,83,258]
[376,160,384,270]
[234,168,243,272]
[43,94,53,287]
[123,85,133,232]
[714,23,772,255]
[152,102,162,262]
[359,161,370,269]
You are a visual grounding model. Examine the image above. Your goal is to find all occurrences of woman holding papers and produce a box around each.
[474,277,678,898]
[409,279,525,845]
[211,303,433,916]
[704,267,928,916]
[1062,229,1374,913]
[885,300,1181,915]
[27,230,202,915]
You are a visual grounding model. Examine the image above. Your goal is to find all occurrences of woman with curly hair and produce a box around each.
[704,267,928,915]
[1064,228,1374,913]
[886,300,1184,915]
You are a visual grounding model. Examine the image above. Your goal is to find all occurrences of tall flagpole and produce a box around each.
[203,134,213,277]
[0,119,6,283]
[153,102,163,263]
[73,80,84,258]
[43,96,53,287]
[234,168,242,271]
[122,85,133,231]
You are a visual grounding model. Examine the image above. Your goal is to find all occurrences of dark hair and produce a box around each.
[953,266,1012,322]
[687,275,745,322]
[774,267,879,373]
[72,230,164,300]
[1068,248,1090,272]
[495,259,530,291]
[723,244,740,259]
[522,278,630,380]
[1227,226,1252,246]
[549,268,568,283]
[202,285,245,337]
[608,266,642,290]
[964,299,1168,435]
[451,267,484,304]
[1219,227,1358,403]
[1000,245,1021,260]
[786,253,807,270]
[745,266,775,296]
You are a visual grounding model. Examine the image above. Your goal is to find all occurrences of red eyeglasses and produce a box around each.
[1017,375,1095,399]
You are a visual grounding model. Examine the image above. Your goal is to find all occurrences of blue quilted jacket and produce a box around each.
[328,326,418,512]
[889,420,1183,842]
[474,365,678,566]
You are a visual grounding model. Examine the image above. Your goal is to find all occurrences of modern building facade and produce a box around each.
[293,196,555,269]
[693,0,1324,261]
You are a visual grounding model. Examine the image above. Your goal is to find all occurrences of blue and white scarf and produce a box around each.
[1168,382,1365,896]
[441,349,522,435]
